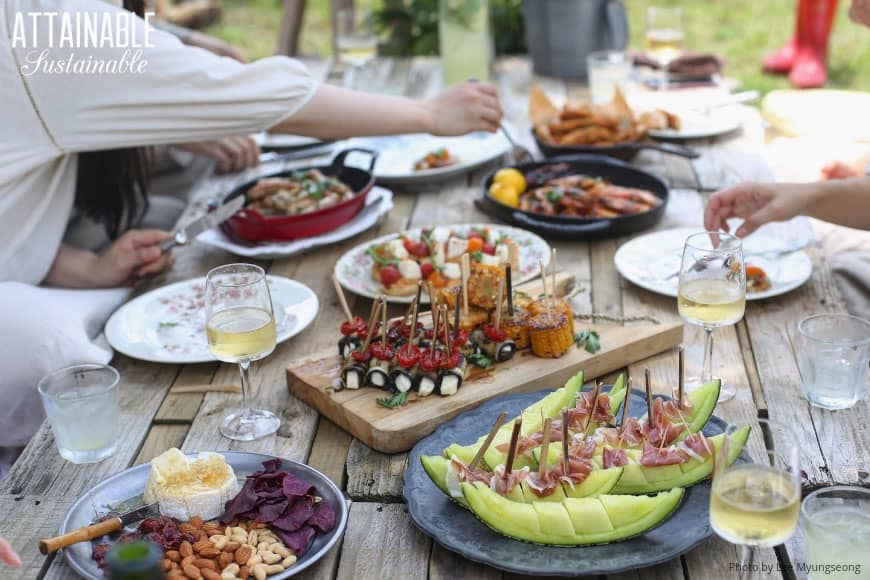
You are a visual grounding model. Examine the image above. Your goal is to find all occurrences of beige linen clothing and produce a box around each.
[0,0,317,284]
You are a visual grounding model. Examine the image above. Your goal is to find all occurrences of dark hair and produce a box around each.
[74,0,151,239]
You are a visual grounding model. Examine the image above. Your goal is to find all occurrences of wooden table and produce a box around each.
[3,58,867,580]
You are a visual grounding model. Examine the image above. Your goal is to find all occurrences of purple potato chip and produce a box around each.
[255,499,289,523]
[270,496,314,532]
[282,474,315,498]
[308,501,336,533]
[273,526,316,555]
[220,479,258,523]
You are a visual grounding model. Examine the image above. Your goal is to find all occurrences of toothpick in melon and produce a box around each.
[468,411,508,470]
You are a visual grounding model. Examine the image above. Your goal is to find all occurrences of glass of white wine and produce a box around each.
[677,232,745,402]
[710,418,801,578]
[645,6,684,88]
[205,263,280,441]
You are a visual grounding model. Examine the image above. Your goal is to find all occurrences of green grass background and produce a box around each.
[205,0,870,93]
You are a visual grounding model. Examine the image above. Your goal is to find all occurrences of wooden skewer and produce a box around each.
[504,418,523,477]
[550,248,557,307]
[583,382,602,438]
[407,298,420,356]
[380,296,388,345]
[442,305,452,354]
[468,412,508,470]
[425,282,438,313]
[619,379,631,431]
[332,274,353,323]
[360,299,382,352]
[645,367,654,425]
[677,346,685,408]
[506,264,514,316]
[461,254,470,316]
[414,280,424,311]
[453,287,461,339]
[429,302,440,362]
[539,260,553,324]
[538,418,552,479]
[561,408,570,474]
[494,276,505,331]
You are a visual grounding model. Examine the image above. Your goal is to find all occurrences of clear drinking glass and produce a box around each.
[645,6,683,88]
[586,50,633,104]
[38,364,121,464]
[710,418,801,579]
[677,232,746,402]
[205,263,279,441]
[796,314,870,410]
[801,486,870,579]
[335,8,378,67]
[439,0,492,85]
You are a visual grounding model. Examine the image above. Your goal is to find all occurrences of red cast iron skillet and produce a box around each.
[532,129,699,161]
[223,148,378,242]
[476,154,669,239]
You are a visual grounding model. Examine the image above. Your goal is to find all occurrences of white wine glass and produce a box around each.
[677,232,745,402]
[205,263,280,441]
[645,6,683,88]
[710,418,801,579]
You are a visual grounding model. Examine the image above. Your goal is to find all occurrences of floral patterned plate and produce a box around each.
[613,227,813,301]
[105,276,318,363]
[334,223,551,304]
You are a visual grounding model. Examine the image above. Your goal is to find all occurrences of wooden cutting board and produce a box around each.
[286,273,683,453]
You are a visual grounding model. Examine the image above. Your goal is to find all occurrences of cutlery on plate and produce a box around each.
[500,124,533,164]
[39,503,159,554]
[160,195,245,252]
[664,240,812,280]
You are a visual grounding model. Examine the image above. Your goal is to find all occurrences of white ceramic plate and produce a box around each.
[253,132,324,149]
[334,223,551,304]
[649,109,742,140]
[196,186,394,259]
[344,129,511,185]
[613,227,813,301]
[105,276,318,363]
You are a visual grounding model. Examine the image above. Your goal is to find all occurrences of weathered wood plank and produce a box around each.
[0,495,71,580]
[335,502,430,580]
[306,418,352,488]
[429,543,502,580]
[133,424,190,465]
[155,363,216,422]
[607,560,685,580]
[346,440,407,501]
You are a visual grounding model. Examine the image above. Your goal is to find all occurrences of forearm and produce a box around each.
[803,177,870,229]
[270,85,435,140]
[43,245,100,288]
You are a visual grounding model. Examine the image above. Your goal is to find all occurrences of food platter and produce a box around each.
[58,452,348,580]
[343,130,511,185]
[613,227,813,301]
[333,223,551,303]
[404,388,746,576]
[648,109,743,141]
[105,276,318,363]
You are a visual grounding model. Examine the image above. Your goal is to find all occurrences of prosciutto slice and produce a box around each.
[569,436,598,460]
[490,465,529,495]
[644,399,688,447]
[566,392,614,428]
[682,433,714,458]
[449,457,491,484]
[552,457,593,485]
[524,469,560,497]
[640,442,689,467]
[602,447,629,469]
[599,417,646,448]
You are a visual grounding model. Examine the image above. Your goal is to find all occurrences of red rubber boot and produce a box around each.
[790,0,838,88]
[762,0,806,74]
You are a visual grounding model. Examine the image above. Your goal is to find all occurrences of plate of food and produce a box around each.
[105,275,318,364]
[613,227,813,301]
[48,450,348,579]
[647,109,743,141]
[333,223,550,303]
[477,155,668,239]
[344,130,511,185]
[529,86,698,161]
[404,371,750,576]
[222,149,377,242]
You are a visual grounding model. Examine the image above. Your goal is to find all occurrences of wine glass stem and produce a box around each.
[238,359,252,416]
[739,545,755,580]
[702,326,714,383]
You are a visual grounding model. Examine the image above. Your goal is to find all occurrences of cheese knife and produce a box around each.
[39,502,159,554]
[160,195,245,252]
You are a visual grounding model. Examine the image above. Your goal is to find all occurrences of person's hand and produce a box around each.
[0,538,22,568]
[174,137,260,173]
[704,182,812,237]
[186,30,247,62]
[91,230,175,287]
[821,160,862,180]
[424,82,503,135]
[850,0,870,26]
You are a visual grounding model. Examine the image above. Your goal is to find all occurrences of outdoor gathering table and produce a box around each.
[2,58,866,580]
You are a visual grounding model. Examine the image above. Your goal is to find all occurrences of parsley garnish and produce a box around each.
[365,246,399,267]
[470,250,484,263]
[546,188,564,203]
[376,391,408,409]
[467,352,494,368]
[574,329,601,354]
[158,321,180,329]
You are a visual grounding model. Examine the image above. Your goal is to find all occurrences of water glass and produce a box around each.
[587,51,633,104]
[801,486,870,579]
[38,364,121,464]
[796,314,870,410]
[335,8,378,67]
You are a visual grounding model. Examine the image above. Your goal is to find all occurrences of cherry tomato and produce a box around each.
[412,242,430,257]
[482,242,496,255]
[420,262,435,279]
[429,271,447,288]
[466,237,484,253]
[379,265,401,286]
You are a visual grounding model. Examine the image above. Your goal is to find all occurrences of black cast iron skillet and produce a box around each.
[533,129,699,161]
[476,154,669,239]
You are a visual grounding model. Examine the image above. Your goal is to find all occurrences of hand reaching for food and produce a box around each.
[424,82,504,135]
[174,136,260,173]
[97,230,176,285]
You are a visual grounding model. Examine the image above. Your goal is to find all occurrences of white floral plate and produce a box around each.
[105,276,318,363]
[334,223,551,304]
[344,127,512,185]
[613,227,813,301]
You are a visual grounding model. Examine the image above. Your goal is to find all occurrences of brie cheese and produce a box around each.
[442,262,461,280]
[398,259,422,280]
[385,239,409,259]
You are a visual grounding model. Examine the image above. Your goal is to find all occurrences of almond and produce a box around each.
[179,523,198,534]
[160,559,172,572]
[182,564,203,580]
[199,547,222,559]
[219,552,233,569]
[202,570,221,580]
[193,540,213,554]
[203,523,222,536]
[235,546,253,566]
[239,566,250,580]
[181,555,196,569]
[166,550,181,563]
[195,558,218,571]
[180,541,194,558]
[167,572,185,580]
[224,542,240,553]
[190,516,204,528]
